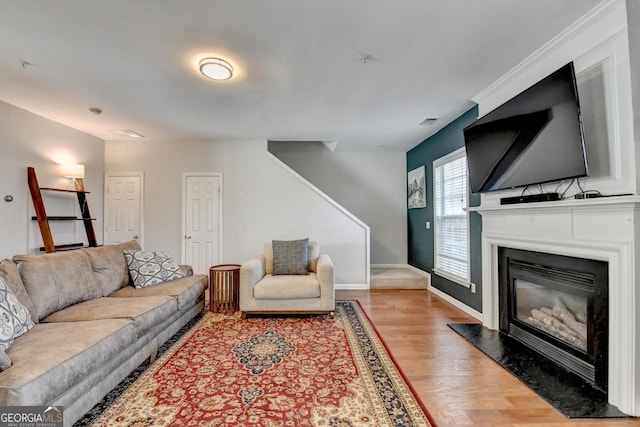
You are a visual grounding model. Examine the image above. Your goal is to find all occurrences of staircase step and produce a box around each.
[370,267,428,289]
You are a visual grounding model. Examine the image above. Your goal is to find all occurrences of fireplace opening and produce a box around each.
[499,248,608,392]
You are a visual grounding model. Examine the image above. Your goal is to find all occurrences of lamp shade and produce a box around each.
[62,164,85,179]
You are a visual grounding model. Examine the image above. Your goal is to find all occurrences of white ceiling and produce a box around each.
[0,0,604,151]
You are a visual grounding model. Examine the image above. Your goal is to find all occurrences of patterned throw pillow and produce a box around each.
[124,250,185,289]
[0,276,35,352]
[0,259,38,325]
[272,238,310,275]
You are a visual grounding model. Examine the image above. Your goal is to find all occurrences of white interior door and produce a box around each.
[105,174,143,246]
[183,174,221,274]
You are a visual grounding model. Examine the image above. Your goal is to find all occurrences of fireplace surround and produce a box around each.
[471,196,640,416]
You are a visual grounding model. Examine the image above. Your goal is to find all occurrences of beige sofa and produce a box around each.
[0,241,208,427]
[239,240,335,317]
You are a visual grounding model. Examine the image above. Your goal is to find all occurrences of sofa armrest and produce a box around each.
[317,254,335,298]
[179,264,193,277]
[240,256,266,310]
[240,255,266,287]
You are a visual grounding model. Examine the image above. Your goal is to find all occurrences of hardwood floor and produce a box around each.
[337,289,640,427]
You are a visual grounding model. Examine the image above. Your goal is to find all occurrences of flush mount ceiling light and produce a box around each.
[199,57,233,80]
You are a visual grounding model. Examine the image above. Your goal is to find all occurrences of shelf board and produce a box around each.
[39,243,85,252]
[40,187,90,194]
[31,216,96,221]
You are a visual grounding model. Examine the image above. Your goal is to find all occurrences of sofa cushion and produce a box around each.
[83,240,141,296]
[14,251,102,321]
[272,239,310,275]
[0,277,34,353]
[0,319,135,406]
[124,250,184,288]
[0,350,10,371]
[109,274,207,311]
[253,273,321,300]
[0,259,37,325]
[42,296,177,337]
[179,264,194,276]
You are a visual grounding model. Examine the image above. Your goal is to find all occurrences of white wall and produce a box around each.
[269,142,407,265]
[105,139,369,286]
[0,100,105,259]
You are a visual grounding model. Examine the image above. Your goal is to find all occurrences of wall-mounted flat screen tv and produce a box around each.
[463,62,588,194]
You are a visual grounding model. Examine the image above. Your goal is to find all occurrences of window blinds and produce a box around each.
[434,153,469,283]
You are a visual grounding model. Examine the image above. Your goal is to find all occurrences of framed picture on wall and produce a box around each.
[407,166,426,209]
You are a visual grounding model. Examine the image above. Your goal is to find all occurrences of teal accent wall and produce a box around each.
[406,105,482,312]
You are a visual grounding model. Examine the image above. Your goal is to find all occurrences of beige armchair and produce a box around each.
[240,240,335,318]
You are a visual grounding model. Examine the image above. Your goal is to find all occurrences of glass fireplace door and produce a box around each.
[514,279,588,352]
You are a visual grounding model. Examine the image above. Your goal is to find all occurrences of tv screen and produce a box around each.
[463,62,588,194]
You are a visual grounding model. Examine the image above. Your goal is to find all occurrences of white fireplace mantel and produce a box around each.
[470,195,640,416]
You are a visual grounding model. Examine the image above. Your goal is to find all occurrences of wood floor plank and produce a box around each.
[337,289,640,426]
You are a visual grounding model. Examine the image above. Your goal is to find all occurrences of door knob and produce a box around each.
[133,234,139,239]
[185,235,192,239]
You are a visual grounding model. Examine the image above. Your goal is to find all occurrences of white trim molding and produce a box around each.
[335,283,370,291]
[473,0,625,115]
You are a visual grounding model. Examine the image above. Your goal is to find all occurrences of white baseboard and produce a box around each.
[427,285,482,321]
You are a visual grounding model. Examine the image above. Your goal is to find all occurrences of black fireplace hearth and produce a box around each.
[448,323,627,418]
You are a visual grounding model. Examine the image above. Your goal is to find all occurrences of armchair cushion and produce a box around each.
[253,274,320,300]
[272,238,310,275]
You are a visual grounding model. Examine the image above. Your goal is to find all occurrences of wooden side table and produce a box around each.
[209,264,241,314]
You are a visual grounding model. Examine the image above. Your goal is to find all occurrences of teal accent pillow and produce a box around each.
[0,276,35,353]
[124,250,185,288]
[272,239,310,275]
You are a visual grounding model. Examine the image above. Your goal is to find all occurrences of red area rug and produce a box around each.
[88,301,436,426]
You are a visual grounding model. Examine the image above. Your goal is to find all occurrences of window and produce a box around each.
[433,148,469,285]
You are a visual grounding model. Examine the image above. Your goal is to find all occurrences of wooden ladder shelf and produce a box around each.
[27,166,98,253]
